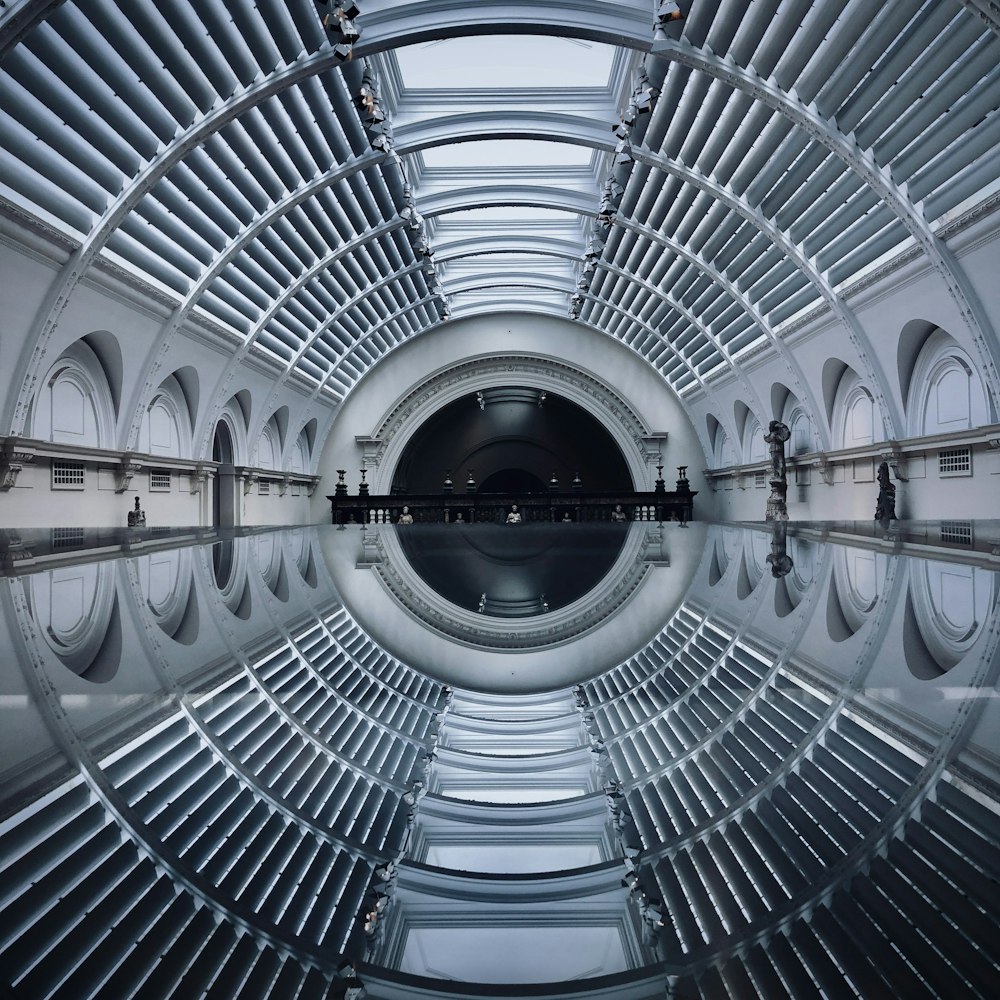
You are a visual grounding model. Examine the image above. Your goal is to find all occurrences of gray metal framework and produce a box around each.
[1,0,997,455]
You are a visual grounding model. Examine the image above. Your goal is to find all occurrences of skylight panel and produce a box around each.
[440,206,580,224]
[395,36,617,90]
[421,140,592,170]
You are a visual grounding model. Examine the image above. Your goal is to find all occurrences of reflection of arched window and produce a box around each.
[32,341,116,447]
[29,563,121,682]
[833,374,876,449]
[255,533,288,601]
[136,549,199,644]
[906,560,994,677]
[828,546,887,640]
[906,331,990,437]
[745,530,769,590]
[212,538,251,619]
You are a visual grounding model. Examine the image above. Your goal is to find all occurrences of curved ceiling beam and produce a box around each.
[433,235,583,261]
[356,0,651,54]
[0,0,64,59]
[414,174,825,438]
[418,183,597,220]
[130,148,384,452]
[9,6,986,445]
[630,145,900,439]
[395,110,615,157]
[443,273,572,296]
[606,214,827,445]
[312,295,441,404]
[652,34,1000,410]
[591,259,769,429]
[235,262,433,453]
[190,132,861,456]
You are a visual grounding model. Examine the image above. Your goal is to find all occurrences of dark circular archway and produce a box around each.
[390,386,632,494]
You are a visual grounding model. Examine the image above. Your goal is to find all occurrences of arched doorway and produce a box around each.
[212,420,238,527]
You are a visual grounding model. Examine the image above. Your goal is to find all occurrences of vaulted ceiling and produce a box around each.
[1,0,998,426]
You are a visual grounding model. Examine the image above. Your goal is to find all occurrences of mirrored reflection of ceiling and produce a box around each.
[0,522,998,998]
[396,522,628,617]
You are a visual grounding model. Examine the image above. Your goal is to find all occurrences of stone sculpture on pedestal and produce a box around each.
[127,496,146,527]
[764,420,791,521]
[874,461,896,523]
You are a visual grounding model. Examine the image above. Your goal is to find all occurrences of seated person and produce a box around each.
[506,504,522,524]
[397,505,414,524]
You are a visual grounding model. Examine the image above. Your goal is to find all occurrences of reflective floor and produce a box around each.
[0,521,997,999]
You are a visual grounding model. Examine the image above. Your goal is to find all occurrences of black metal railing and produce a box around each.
[328,489,696,525]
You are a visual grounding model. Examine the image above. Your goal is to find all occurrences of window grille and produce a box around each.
[754,471,766,488]
[150,469,171,490]
[51,527,84,548]
[258,480,270,495]
[940,521,972,546]
[938,447,971,476]
[51,460,84,488]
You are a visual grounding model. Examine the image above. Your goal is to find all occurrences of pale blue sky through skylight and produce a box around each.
[395,36,618,90]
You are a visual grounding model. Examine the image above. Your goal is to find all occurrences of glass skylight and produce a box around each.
[395,36,618,90]
[438,206,581,224]
[420,139,594,170]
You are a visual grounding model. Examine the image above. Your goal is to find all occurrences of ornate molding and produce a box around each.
[813,454,835,486]
[370,354,653,491]
[115,454,142,493]
[0,438,34,490]
[189,462,213,494]
[880,446,908,482]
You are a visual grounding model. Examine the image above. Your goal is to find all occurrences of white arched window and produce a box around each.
[32,341,116,448]
[713,429,736,468]
[907,331,990,437]
[290,431,310,475]
[832,374,876,450]
[139,376,191,457]
[787,407,813,456]
[256,421,279,470]
[743,418,766,464]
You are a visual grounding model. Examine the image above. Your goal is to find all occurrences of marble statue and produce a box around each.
[506,504,522,524]
[610,504,627,522]
[397,505,413,524]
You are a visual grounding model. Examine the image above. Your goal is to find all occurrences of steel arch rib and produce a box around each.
[592,258,769,431]
[652,34,1000,409]
[7,4,993,443]
[129,149,383,454]
[194,218,404,457]
[611,214,827,446]
[630,147,901,439]
[433,235,584,261]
